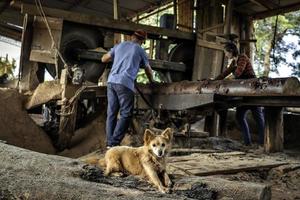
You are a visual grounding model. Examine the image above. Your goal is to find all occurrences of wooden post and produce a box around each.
[224,0,233,35]
[264,107,284,153]
[57,69,78,150]
[205,111,221,137]
[113,0,119,20]
[18,14,40,91]
[173,0,177,29]
[113,0,121,44]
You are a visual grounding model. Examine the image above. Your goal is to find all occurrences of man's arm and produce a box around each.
[101,53,112,63]
[144,64,154,83]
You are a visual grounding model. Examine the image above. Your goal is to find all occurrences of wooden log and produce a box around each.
[174,176,271,200]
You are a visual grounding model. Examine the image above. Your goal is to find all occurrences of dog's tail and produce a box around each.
[83,157,106,168]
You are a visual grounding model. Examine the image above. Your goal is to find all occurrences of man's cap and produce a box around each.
[133,29,147,40]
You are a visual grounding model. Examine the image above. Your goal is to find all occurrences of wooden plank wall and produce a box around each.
[192,0,225,81]
[177,0,193,32]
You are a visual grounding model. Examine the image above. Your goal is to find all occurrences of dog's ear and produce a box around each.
[161,128,173,142]
[144,129,155,145]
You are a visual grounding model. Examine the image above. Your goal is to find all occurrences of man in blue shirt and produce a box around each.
[101,30,154,148]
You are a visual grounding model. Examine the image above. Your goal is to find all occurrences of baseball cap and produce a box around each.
[133,29,147,40]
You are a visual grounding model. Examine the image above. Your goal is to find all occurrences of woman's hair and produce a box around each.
[224,42,239,57]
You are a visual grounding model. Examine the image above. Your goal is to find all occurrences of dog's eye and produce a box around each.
[162,143,165,147]
[152,144,156,147]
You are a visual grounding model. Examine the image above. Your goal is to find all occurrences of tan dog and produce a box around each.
[86,128,173,193]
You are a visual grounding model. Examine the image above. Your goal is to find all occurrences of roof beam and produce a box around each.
[249,0,279,10]
[11,1,195,41]
[0,23,22,41]
[251,2,300,20]
[65,0,91,11]
[0,0,10,15]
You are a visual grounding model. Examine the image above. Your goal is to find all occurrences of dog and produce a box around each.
[85,128,173,193]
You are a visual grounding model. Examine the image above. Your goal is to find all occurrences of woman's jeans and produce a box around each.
[236,106,265,145]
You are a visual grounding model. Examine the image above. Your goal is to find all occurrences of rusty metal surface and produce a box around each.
[137,77,300,97]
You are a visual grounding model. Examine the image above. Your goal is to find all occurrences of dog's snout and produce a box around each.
[158,150,163,156]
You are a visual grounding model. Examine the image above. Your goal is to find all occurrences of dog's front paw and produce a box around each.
[111,172,124,177]
[166,179,173,188]
[159,186,171,194]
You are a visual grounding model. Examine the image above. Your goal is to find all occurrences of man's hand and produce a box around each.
[101,53,112,63]
[145,64,154,83]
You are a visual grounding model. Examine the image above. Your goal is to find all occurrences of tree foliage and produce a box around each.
[0,54,16,79]
[254,10,300,77]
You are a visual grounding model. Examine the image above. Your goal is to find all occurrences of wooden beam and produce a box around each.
[132,4,173,22]
[57,69,80,150]
[197,39,224,51]
[198,23,224,34]
[0,0,10,15]
[251,2,300,20]
[66,0,91,11]
[249,0,279,10]
[129,1,170,20]
[113,0,119,19]
[173,0,177,29]
[11,1,195,41]
[264,107,284,153]
[19,14,40,91]
[77,50,187,72]
[0,23,22,41]
[224,0,233,35]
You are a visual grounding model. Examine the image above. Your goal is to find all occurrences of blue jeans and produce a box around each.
[236,106,265,145]
[106,83,134,146]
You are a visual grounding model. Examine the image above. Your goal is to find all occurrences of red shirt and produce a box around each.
[233,54,256,79]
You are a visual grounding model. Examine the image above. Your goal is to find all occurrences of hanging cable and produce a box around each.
[34,0,69,79]
[271,14,279,68]
[271,0,280,69]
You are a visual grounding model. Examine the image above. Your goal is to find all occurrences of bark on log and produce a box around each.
[174,176,271,200]
[0,142,186,200]
[137,77,300,96]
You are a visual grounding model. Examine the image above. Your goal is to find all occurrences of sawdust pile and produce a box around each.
[0,88,55,154]
[59,114,107,158]
[59,115,143,158]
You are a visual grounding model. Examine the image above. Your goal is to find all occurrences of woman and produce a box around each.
[216,42,265,146]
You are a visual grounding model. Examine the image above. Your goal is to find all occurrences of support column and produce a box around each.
[264,107,284,153]
[19,14,39,91]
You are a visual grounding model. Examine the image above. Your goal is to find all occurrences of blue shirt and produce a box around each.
[107,41,150,91]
